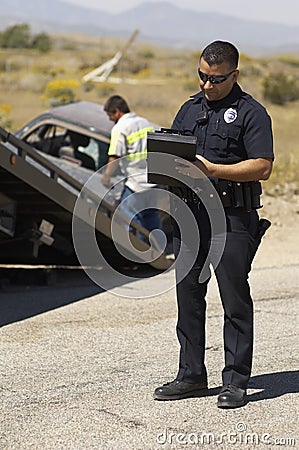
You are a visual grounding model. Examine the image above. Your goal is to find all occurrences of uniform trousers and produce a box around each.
[172,200,259,389]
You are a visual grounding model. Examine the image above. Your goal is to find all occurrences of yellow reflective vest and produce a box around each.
[108,112,156,192]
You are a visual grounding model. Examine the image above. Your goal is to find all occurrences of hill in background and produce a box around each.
[1,0,299,55]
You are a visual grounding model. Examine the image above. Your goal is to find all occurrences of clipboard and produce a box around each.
[147,130,197,186]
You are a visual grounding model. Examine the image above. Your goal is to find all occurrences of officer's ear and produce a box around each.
[232,70,239,83]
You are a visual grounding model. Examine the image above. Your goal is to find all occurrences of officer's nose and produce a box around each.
[203,80,214,89]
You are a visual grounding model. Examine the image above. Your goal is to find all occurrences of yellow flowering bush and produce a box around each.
[41,79,80,106]
[0,103,12,129]
[134,68,152,79]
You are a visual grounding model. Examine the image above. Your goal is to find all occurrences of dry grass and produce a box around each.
[0,34,298,190]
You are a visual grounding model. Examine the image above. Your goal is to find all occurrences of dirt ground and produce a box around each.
[253,188,299,268]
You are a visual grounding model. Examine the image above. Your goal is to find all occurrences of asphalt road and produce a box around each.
[0,262,298,449]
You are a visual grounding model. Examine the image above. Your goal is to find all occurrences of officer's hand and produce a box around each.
[194,156,215,177]
[175,157,206,179]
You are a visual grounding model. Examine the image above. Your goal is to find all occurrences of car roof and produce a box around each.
[16,100,160,141]
[45,101,113,137]
[18,101,113,139]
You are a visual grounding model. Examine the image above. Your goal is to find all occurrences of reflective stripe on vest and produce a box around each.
[126,126,154,145]
[125,149,148,162]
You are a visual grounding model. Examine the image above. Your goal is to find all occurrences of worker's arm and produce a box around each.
[101,155,120,187]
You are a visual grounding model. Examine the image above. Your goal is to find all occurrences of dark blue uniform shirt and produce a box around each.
[172,83,274,164]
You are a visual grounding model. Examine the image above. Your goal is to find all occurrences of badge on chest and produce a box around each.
[224,108,237,123]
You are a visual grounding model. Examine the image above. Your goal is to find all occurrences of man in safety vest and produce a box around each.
[102,95,162,240]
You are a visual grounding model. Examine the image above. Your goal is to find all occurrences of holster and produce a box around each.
[249,218,271,263]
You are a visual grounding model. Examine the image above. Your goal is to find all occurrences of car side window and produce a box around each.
[24,125,50,150]
[24,125,67,156]
[77,138,109,170]
[22,125,109,171]
[77,137,99,169]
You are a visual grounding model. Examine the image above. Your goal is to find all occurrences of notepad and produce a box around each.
[147,130,197,186]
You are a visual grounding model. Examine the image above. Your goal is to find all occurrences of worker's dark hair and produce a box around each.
[200,41,239,69]
[104,95,130,114]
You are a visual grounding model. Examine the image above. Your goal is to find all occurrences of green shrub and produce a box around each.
[137,48,155,59]
[95,82,115,97]
[0,24,52,53]
[0,24,31,49]
[82,81,94,92]
[262,72,299,105]
[31,32,52,53]
[278,56,299,68]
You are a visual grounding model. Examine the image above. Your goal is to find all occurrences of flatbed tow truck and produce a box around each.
[0,126,171,285]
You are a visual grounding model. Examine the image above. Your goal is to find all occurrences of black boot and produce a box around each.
[217,384,247,408]
[154,378,208,401]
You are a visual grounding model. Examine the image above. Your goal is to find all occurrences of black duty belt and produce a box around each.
[170,179,262,211]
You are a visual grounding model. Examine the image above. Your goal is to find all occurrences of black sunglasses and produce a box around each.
[197,69,236,84]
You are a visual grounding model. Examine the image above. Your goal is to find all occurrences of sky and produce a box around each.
[62,0,299,27]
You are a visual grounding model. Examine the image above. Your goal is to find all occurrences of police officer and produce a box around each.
[154,41,274,408]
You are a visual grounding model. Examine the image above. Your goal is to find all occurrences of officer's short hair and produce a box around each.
[104,95,130,114]
[200,41,239,69]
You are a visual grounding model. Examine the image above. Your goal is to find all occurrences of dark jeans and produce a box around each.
[119,186,163,246]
